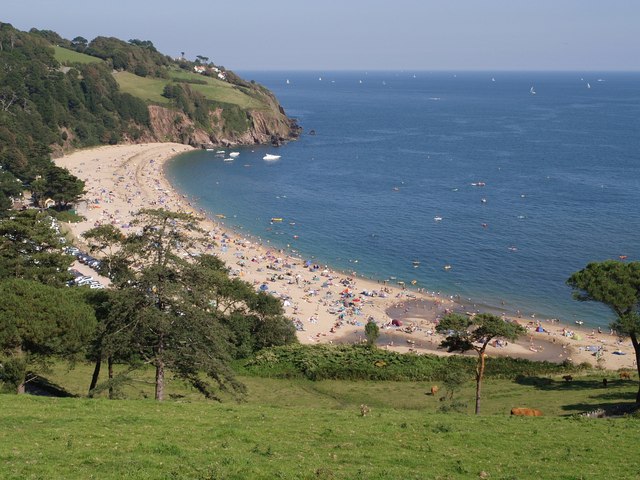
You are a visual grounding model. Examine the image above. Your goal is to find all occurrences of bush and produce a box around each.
[240,344,578,382]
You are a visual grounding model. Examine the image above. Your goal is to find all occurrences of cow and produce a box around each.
[430,385,439,396]
[511,408,543,417]
[562,375,573,382]
[602,378,608,388]
[620,372,632,380]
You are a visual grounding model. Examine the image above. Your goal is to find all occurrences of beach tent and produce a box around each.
[259,284,269,291]
[392,319,403,326]
[536,326,544,333]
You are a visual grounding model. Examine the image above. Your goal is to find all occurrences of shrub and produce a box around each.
[241,344,578,382]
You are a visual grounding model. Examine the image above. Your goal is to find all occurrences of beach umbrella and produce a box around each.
[259,284,269,291]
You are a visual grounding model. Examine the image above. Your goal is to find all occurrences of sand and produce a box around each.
[55,143,638,371]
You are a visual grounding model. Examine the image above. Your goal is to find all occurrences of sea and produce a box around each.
[165,71,640,328]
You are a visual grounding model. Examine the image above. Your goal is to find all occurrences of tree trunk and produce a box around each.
[15,346,26,394]
[108,357,114,399]
[475,351,486,415]
[155,338,165,401]
[88,356,102,396]
[631,333,640,404]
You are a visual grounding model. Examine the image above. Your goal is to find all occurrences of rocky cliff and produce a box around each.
[146,103,301,148]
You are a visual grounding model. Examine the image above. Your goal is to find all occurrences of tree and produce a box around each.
[568,260,640,402]
[43,165,85,209]
[0,209,73,286]
[82,224,130,281]
[364,319,380,347]
[71,36,88,51]
[0,278,96,393]
[84,209,296,401]
[436,313,525,414]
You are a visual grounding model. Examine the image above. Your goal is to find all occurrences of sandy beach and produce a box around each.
[56,143,637,371]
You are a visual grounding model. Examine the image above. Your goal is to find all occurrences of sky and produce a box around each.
[3,0,639,71]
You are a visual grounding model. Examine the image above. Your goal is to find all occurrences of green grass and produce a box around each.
[39,361,638,417]
[53,46,102,65]
[0,390,638,479]
[114,70,266,110]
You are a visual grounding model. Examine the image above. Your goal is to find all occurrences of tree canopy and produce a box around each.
[83,209,296,401]
[0,278,96,393]
[568,260,640,402]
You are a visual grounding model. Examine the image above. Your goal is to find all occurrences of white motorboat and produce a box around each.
[229,152,240,158]
[263,154,281,161]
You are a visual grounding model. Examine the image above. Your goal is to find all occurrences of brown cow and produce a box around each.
[430,385,439,396]
[511,408,543,417]
[562,375,573,382]
[620,372,632,380]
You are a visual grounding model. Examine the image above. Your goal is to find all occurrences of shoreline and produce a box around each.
[55,143,637,370]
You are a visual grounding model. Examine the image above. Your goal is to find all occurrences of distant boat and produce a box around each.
[229,152,240,158]
[205,147,215,151]
[263,154,281,161]
[530,86,536,95]
[471,182,486,187]
[587,83,591,89]
[215,150,225,155]
[434,216,443,222]
[223,158,234,162]
[443,264,452,271]
[318,77,322,81]
[271,217,283,223]
[286,79,290,84]
[491,77,496,82]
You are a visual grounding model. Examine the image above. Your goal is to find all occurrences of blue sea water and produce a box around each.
[166,71,640,327]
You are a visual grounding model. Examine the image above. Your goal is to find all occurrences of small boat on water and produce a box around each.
[215,150,225,155]
[223,158,234,162]
[271,217,283,223]
[215,214,226,219]
[434,216,443,222]
[263,154,281,161]
[229,152,240,158]
[443,265,452,271]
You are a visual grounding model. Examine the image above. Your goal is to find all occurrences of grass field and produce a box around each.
[114,70,266,110]
[1,389,638,479]
[1,361,638,478]
[53,46,102,65]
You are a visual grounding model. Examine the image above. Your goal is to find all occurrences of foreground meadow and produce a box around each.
[1,371,638,480]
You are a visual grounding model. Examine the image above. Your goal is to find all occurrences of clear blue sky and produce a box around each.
[3,0,639,71]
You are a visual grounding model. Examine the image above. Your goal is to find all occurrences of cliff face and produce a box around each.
[146,102,301,148]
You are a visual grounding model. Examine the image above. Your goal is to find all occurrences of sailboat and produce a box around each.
[530,86,536,95]
[587,82,591,89]
[286,79,290,85]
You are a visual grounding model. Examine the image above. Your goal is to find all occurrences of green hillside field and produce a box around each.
[53,46,102,65]
[0,387,638,480]
[1,361,638,479]
[114,70,266,110]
